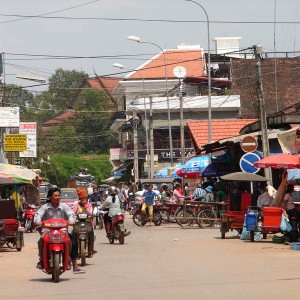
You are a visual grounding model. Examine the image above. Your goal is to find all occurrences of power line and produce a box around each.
[0,0,100,24]
[1,14,300,25]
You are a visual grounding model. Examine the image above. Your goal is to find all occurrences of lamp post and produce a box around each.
[112,63,151,178]
[185,0,212,144]
[127,35,174,166]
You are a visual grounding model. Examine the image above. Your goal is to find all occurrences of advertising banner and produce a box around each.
[0,107,19,127]
[277,127,300,154]
[19,122,37,158]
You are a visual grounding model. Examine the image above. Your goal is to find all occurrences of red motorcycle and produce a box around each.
[132,203,163,226]
[107,213,126,244]
[39,218,70,283]
[24,204,37,233]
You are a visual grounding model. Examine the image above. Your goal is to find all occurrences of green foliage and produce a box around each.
[42,154,111,187]
[48,68,88,110]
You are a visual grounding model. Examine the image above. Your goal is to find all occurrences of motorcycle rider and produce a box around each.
[34,187,86,274]
[89,187,103,205]
[101,186,131,237]
[73,189,97,256]
[141,184,161,226]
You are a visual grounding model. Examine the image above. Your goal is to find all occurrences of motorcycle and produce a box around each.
[24,204,37,233]
[93,204,104,230]
[38,218,70,283]
[107,213,126,244]
[132,203,163,226]
[73,212,94,266]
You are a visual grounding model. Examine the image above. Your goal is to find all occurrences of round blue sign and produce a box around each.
[239,153,261,174]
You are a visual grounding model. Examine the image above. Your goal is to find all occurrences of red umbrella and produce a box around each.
[253,154,300,169]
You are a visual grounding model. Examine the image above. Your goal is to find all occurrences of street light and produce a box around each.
[16,74,47,83]
[112,63,151,178]
[127,35,174,166]
[185,0,212,144]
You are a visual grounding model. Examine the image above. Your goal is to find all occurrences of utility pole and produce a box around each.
[0,52,5,163]
[179,79,185,165]
[149,96,154,178]
[254,45,272,185]
[132,108,139,184]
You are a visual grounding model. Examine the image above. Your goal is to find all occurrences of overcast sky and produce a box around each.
[1,0,300,91]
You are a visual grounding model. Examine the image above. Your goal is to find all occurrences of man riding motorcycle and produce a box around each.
[34,187,86,274]
[101,186,131,237]
[73,189,97,257]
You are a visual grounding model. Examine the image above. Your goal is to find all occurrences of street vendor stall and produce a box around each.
[0,164,39,251]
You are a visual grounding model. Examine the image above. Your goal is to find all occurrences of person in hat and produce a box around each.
[204,185,214,202]
[73,189,97,258]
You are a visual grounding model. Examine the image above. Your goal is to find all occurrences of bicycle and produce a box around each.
[196,202,224,228]
[174,198,196,228]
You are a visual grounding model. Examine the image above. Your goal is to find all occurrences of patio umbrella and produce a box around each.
[176,156,210,179]
[0,164,38,181]
[253,154,300,169]
[155,166,171,178]
[170,164,183,179]
[0,173,31,185]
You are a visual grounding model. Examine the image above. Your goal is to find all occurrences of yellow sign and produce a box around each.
[4,134,27,151]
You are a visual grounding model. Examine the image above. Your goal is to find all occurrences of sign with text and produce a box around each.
[19,122,37,158]
[4,134,27,151]
[0,107,20,127]
[277,127,300,154]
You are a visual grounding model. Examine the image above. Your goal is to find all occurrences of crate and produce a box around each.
[291,242,300,250]
[263,207,282,230]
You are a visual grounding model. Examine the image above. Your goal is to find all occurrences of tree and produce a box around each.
[48,88,116,154]
[48,68,88,110]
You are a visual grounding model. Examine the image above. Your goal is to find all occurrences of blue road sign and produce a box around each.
[239,153,261,174]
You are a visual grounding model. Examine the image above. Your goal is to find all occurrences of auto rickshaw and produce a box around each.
[219,172,268,239]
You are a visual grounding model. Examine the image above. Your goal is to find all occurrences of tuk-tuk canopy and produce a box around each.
[220,172,268,182]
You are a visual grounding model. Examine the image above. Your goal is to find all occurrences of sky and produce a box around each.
[1,0,300,92]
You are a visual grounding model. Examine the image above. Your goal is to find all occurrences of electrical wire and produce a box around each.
[1,14,300,25]
[0,0,100,24]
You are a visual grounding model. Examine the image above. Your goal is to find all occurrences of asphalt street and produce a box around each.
[0,215,299,300]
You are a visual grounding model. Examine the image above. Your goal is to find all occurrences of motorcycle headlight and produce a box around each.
[77,213,88,220]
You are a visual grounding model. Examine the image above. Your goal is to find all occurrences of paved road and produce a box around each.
[0,216,300,300]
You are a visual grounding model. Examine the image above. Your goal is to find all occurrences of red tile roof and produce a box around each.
[86,77,122,96]
[128,49,203,79]
[187,119,257,149]
[43,110,76,126]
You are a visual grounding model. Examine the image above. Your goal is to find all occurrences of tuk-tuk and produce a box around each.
[219,172,268,239]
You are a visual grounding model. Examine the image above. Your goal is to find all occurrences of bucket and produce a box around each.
[272,236,284,244]
[291,242,300,250]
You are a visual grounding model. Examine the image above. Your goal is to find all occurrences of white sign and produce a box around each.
[0,107,20,127]
[19,122,37,158]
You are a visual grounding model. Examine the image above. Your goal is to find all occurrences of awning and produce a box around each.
[102,176,115,184]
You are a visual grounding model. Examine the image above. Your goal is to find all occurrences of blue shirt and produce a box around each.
[142,190,160,205]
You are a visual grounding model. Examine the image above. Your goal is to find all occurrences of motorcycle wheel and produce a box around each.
[175,208,196,228]
[52,252,60,283]
[196,209,217,228]
[153,212,162,226]
[24,219,32,233]
[80,240,86,266]
[133,212,142,226]
[98,216,104,230]
[119,231,125,244]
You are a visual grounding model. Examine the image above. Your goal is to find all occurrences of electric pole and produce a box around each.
[179,79,185,165]
[132,108,139,184]
[254,45,272,185]
[149,96,154,178]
